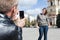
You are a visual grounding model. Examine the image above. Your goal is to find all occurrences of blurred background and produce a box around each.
[17,0,60,40]
[17,0,60,28]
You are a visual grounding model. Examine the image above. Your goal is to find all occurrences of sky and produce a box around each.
[18,0,48,21]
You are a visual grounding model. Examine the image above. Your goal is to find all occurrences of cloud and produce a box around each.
[25,8,42,16]
[18,0,37,6]
[30,16,35,22]
[18,0,38,10]
[24,14,35,22]
[25,14,28,18]
[24,8,42,22]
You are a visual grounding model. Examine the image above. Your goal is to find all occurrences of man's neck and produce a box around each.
[5,12,12,18]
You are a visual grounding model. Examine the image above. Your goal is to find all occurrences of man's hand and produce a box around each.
[11,9,25,28]
[14,18,25,28]
[17,18,25,28]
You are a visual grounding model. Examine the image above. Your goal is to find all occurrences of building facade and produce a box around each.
[47,0,60,27]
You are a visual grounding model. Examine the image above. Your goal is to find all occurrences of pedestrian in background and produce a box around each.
[37,8,49,40]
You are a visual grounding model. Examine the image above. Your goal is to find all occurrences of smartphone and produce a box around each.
[19,11,24,19]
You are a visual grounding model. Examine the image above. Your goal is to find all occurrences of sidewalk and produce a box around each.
[22,28,60,40]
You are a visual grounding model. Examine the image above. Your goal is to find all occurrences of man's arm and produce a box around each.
[14,18,25,28]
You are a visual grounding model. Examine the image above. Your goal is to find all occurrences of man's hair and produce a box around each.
[0,0,18,12]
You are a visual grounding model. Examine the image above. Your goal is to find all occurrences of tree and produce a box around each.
[30,20,37,27]
[25,18,31,27]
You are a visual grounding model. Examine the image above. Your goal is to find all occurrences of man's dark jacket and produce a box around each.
[0,13,18,40]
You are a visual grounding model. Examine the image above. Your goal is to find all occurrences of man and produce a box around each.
[37,8,49,40]
[0,0,25,40]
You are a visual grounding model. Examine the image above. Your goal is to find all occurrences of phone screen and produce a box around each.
[19,11,24,19]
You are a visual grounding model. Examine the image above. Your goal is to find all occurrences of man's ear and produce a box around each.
[11,6,16,13]
[10,6,16,18]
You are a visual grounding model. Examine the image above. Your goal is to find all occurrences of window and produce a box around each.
[50,0,55,6]
[50,9,52,12]
[58,9,60,14]
[51,1,53,6]
[50,8,56,12]
[58,0,60,6]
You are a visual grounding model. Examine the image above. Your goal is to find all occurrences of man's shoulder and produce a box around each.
[0,17,15,27]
